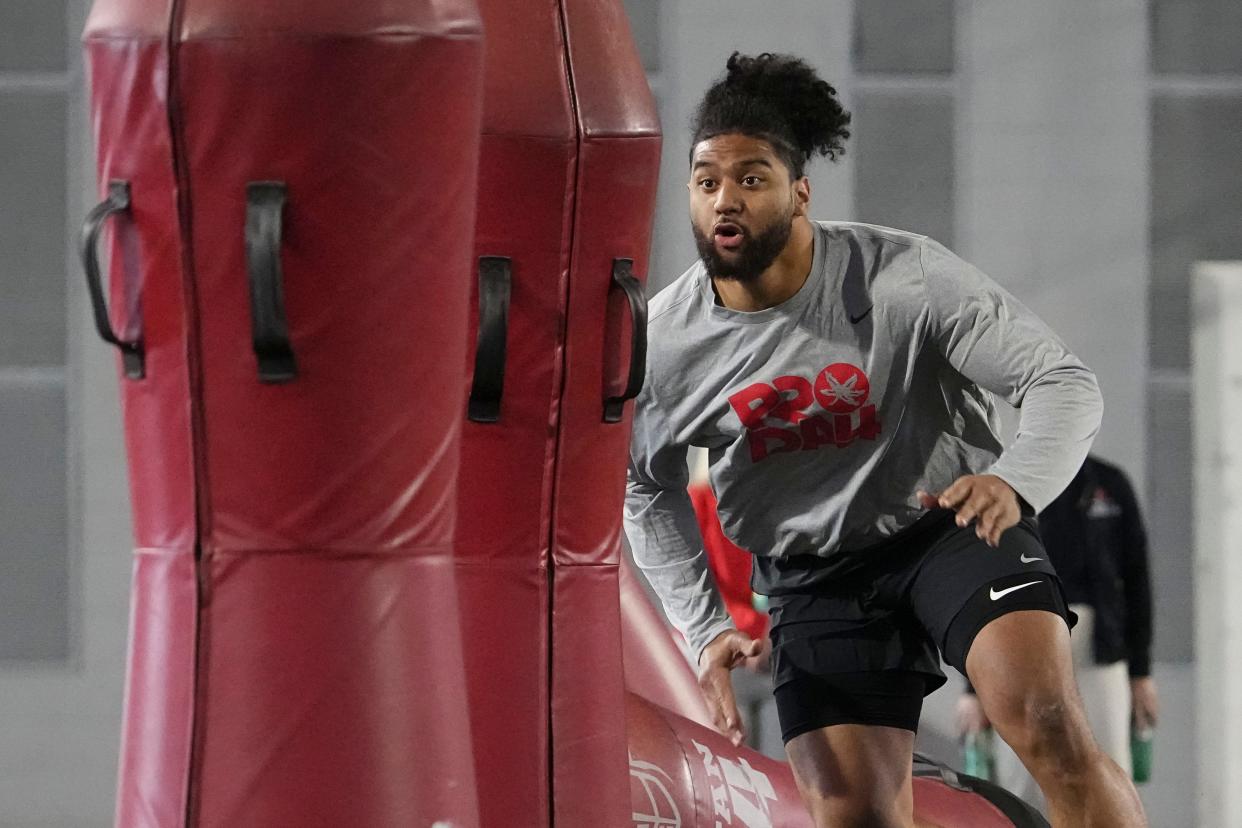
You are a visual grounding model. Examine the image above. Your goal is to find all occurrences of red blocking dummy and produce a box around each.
[458,0,658,824]
[455,1,575,824]
[549,0,662,822]
[628,692,807,828]
[83,2,484,826]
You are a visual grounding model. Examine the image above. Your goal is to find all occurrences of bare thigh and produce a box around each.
[966,610,1096,768]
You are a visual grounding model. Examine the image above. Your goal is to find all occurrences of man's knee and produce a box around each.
[792,763,908,828]
[992,689,1095,772]
[808,794,907,828]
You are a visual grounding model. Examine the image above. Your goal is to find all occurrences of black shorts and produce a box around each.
[765,510,1075,743]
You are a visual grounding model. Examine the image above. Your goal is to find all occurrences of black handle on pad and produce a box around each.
[246,182,297,383]
[468,256,512,423]
[79,180,144,379]
[603,258,647,423]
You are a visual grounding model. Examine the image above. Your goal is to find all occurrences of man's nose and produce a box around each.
[713,180,743,214]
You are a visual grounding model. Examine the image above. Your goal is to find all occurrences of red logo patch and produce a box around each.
[814,363,871,413]
[727,363,881,462]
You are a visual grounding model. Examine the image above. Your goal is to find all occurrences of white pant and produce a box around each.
[994,604,1131,809]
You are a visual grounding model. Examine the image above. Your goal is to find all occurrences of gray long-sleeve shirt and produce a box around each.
[624,221,1103,659]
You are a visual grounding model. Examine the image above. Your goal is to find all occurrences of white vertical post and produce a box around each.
[1193,261,1242,827]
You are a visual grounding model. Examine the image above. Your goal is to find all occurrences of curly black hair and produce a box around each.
[690,52,851,179]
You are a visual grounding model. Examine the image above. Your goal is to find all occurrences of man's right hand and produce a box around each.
[698,629,763,746]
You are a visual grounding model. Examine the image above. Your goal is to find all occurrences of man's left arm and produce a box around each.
[917,239,1104,545]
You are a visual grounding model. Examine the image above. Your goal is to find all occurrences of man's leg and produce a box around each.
[967,610,1146,827]
[773,668,931,828]
[1069,606,1133,777]
[785,723,915,828]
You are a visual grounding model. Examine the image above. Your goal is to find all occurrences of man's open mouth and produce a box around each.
[714,222,745,250]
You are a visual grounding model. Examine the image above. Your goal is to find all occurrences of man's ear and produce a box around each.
[793,176,811,216]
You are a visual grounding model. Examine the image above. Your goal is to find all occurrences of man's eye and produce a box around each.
[743,176,762,186]
[699,179,717,190]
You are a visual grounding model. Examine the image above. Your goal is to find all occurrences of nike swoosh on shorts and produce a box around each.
[990,581,1041,601]
[1019,553,1043,563]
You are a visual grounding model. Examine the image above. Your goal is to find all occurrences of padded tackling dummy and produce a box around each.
[459,0,658,824]
[628,692,806,828]
[548,0,661,822]
[454,1,573,824]
[82,2,484,825]
[913,757,1052,827]
[454,2,575,823]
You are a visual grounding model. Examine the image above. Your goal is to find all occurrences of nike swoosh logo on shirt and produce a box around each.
[990,581,1041,601]
[1019,554,1043,563]
[849,306,873,324]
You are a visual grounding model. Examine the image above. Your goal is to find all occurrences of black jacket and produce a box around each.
[1037,456,1153,677]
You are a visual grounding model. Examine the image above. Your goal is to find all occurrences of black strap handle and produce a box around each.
[79,180,144,379]
[603,258,647,423]
[468,256,512,423]
[245,182,297,383]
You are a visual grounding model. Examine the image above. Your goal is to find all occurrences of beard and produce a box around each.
[692,205,794,283]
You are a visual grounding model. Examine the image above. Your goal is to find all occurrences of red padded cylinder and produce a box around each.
[84,8,198,824]
[84,2,484,825]
[457,0,658,824]
[549,1,662,822]
[454,1,575,824]
[627,692,807,828]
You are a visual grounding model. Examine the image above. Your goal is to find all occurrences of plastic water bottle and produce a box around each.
[963,727,995,781]
[1131,725,1154,784]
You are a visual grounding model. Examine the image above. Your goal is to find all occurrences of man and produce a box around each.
[623,53,1147,827]
[957,455,1159,807]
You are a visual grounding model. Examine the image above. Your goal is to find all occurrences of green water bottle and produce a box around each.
[963,727,995,781]
[1131,725,1154,784]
